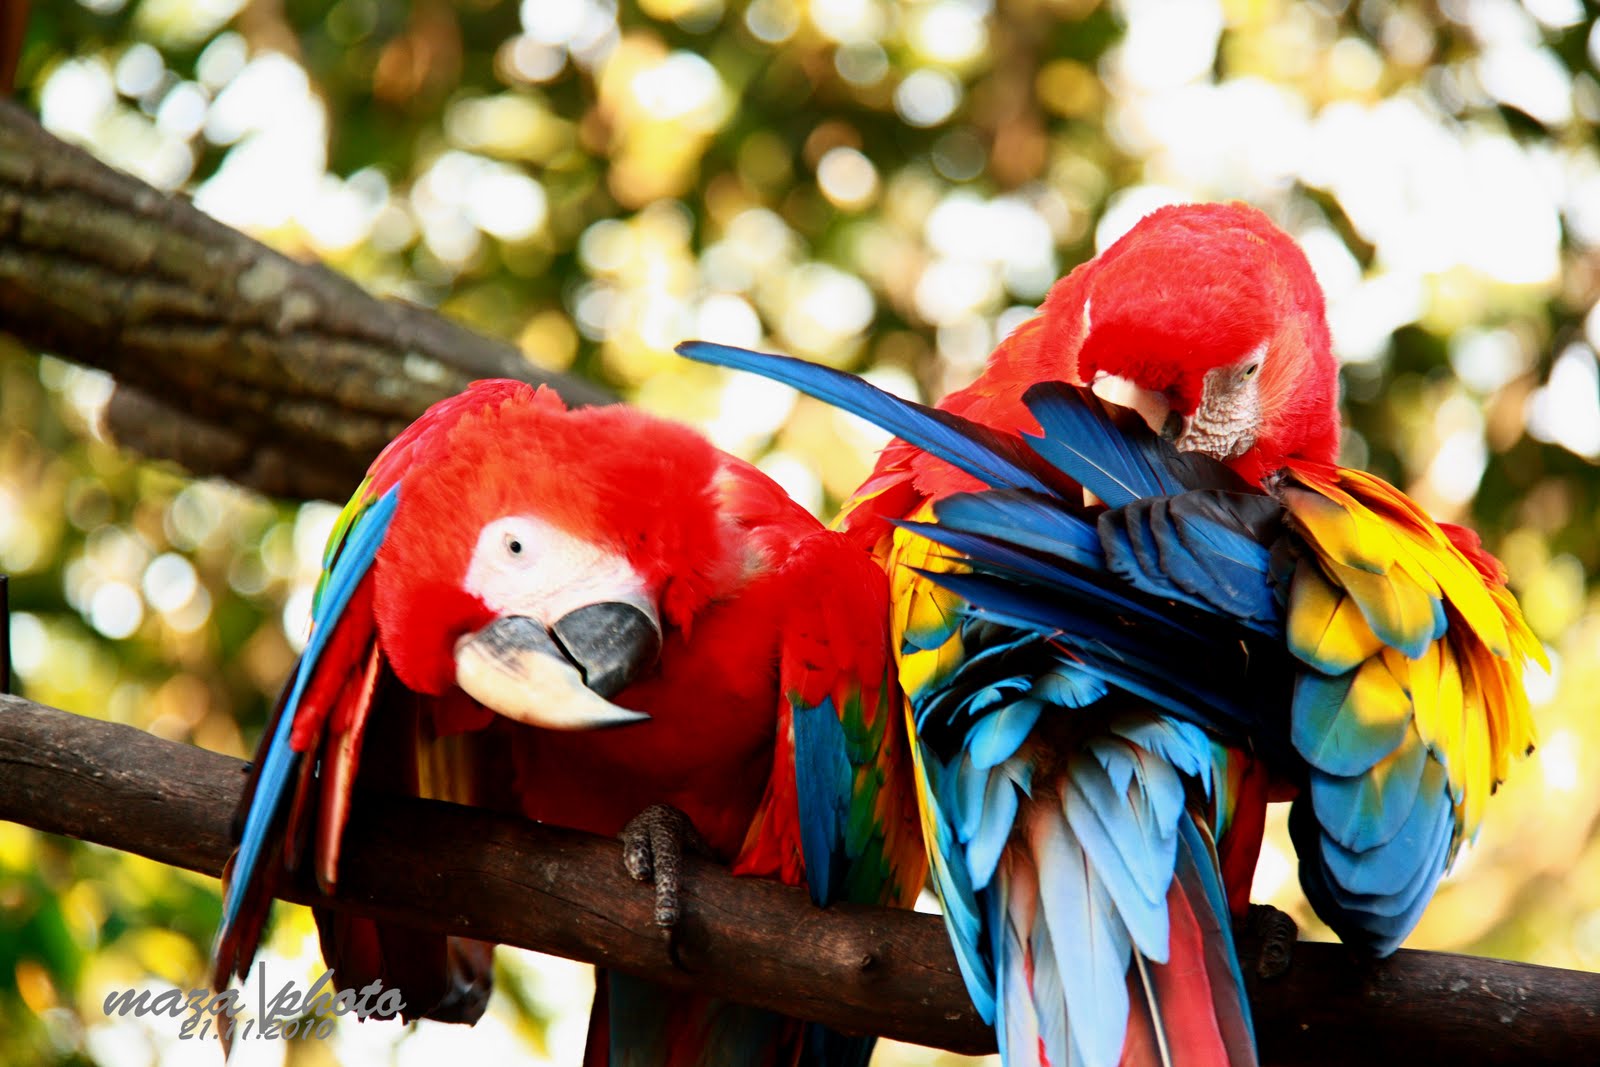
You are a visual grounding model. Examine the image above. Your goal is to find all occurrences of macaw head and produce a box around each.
[1044,202,1340,485]
[372,383,746,730]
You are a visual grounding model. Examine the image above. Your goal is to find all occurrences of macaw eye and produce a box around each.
[505,534,525,557]
[1241,362,1260,381]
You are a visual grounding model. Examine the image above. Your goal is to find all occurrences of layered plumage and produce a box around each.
[211,380,925,1066]
[678,200,1538,1067]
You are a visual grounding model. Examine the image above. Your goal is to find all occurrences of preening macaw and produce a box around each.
[210,379,925,1066]
[679,203,1541,1067]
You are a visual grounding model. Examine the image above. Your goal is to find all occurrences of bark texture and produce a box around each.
[0,100,614,501]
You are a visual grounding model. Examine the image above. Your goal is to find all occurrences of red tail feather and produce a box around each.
[1120,885,1231,1067]
[1218,759,1269,917]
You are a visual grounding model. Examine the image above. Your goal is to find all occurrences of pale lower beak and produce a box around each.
[1090,374,1185,442]
[454,604,661,730]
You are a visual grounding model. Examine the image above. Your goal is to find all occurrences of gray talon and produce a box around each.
[1242,902,1298,980]
[618,804,708,935]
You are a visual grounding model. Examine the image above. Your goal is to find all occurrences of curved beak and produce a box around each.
[453,602,662,730]
[1091,374,1185,442]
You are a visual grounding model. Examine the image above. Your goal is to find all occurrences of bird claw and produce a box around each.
[1240,902,1298,981]
[619,804,708,945]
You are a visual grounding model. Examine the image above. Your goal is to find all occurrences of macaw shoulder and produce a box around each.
[711,456,827,566]
[712,455,892,607]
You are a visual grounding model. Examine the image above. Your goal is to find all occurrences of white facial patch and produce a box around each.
[462,515,654,625]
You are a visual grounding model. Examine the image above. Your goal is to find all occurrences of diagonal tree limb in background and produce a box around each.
[0,99,615,501]
[2,696,1597,1066]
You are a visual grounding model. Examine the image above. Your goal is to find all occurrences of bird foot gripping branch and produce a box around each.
[1239,904,1298,981]
[620,803,711,934]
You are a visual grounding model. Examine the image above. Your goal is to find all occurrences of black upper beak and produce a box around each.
[1159,411,1185,442]
[551,602,663,698]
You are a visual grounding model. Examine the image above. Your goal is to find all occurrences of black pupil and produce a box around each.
[508,539,522,555]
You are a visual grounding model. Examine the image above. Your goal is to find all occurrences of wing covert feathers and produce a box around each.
[1279,460,1539,954]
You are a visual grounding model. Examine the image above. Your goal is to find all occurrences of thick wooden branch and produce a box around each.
[1,697,1596,1063]
[0,100,614,500]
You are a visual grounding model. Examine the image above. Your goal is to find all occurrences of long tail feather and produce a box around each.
[217,490,398,956]
[676,341,1059,494]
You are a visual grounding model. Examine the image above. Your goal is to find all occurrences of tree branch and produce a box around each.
[0,100,615,500]
[0,697,1595,1064]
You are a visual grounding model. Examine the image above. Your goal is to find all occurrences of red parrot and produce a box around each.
[679,202,1540,1066]
[210,380,925,1066]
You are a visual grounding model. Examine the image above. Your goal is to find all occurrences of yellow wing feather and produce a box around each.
[1287,557,1384,673]
[1283,461,1539,843]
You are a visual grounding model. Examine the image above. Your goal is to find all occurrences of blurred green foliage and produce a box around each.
[4,1,1600,1064]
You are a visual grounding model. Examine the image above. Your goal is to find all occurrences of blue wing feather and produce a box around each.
[1309,733,1430,852]
[677,341,1055,494]
[1020,383,1188,506]
[217,486,399,942]
[934,490,1103,568]
[791,695,853,906]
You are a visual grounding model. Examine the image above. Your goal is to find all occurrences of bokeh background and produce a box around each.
[3,0,1600,1064]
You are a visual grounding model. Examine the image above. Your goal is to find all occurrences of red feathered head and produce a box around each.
[1040,202,1341,485]
[371,382,745,716]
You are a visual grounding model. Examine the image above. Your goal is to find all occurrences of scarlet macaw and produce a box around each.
[679,203,1541,1066]
[210,380,925,1065]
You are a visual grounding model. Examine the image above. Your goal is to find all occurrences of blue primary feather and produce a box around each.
[792,695,853,907]
[1165,500,1280,625]
[1099,496,1282,631]
[1121,498,1167,579]
[676,341,1053,494]
[1021,382,1187,506]
[1150,499,1278,627]
[1101,509,1219,616]
[1170,498,1273,572]
[935,490,1103,568]
[218,485,399,941]
[898,520,1196,640]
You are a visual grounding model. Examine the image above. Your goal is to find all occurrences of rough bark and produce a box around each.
[0,100,614,501]
[2,696,1597,1064]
